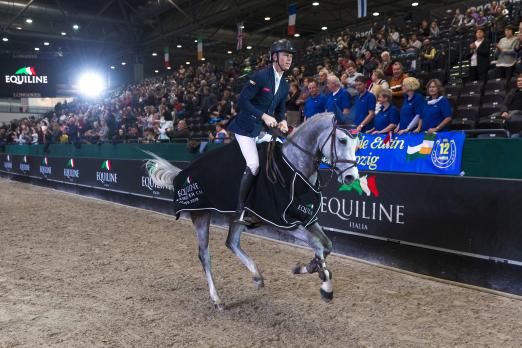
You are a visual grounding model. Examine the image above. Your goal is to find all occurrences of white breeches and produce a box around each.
[236,134,260,175]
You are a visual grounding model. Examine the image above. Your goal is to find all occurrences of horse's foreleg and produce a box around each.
[287,225,333,301]
[191,211,224,310]
[225,219,264,289]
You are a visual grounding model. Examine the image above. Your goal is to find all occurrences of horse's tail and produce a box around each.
[142,150,181,191]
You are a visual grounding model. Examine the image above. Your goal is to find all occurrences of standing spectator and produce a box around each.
[325,74,352,124]
[415,79,453,133]
[353,76,377,132]
[303,80,327,120]
[469,27,491,82]
[381,51,393,76]
[397,77,425,134]
[286,82,301,127]
[420,39,437,72]
[369,89,399,134]
[496,25,519,85]
[389,62,408,108]
[368,69,389,96]
[500,73,522,118]
[98,119,110,142]
[317,69,329,95]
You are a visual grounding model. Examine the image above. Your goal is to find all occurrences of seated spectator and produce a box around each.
[450,9,464,32]
[389,62,408,107]
[167,120,190,143]
[317,69,329,95]
[346,63,363,97]
[397,77,425,134]
[141,127,157,144]
[380,51,393,76]
[415,79,453,133]
[420,39,437,72]
[500,74,522,119]
[463,9,476,30]
[112,128,127,143]
[208,123,230,144]
[496,25,519,84]
[303,80,327,120]
[362,50,378,77]
[98,119,110,142]
[418,20,430,38]
[286,82,301,127]
[368,69,389,96]
[368,89,399,134]
[430,21,440,39]
[469,27,491,83]
[353,76,377,132]
[325,74,352,124]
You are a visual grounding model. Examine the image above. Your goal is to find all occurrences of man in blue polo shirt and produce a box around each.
[325,74,352,124]
[353,76,376,132]
[303,80,327,119]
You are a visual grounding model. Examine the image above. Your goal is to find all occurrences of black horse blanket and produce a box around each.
[173,140,321,229]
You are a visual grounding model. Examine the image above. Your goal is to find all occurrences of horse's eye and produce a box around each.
[338,138,347,145]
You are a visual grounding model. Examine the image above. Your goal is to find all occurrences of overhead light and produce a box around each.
[155,70,159,73]
[152,52,157,56]
[412,2,419,6]
[110,66,115,69]
[121,61,126,65]
[61,32,67,36]
[264,16,271,21]
[72,24,79,30]
[176,44,182,48]
[312,1,319,6]
[2,37,8,42]
[201,57,206,61]
[34,47,40,51]
[43,41,50,46]
[16,26,22,30]
[294,33,300,37]
[373,12,380,16]
[185,61,190,65]
[446,9,452,13]
[25,18,33,23]
[246,45,252,50]
[194,39,197,43]
[240,25,245,29]
[167,66,172,70]
[321,26,327,30]
[227,50,232,54]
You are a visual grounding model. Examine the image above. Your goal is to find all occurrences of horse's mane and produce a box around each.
[287,112,335,141]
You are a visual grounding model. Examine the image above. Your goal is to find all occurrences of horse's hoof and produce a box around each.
[292,264,304,275]
[253,276,265,289]
[320,288,333,302]
[214,303,225,311]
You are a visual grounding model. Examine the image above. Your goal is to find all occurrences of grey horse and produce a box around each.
[145,113,359,310]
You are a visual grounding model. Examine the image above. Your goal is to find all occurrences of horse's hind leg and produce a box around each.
[191,211,224,310]
[225,219,264,289]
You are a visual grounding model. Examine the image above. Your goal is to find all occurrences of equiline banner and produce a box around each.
[0,56,58,97]
[1,153,521,264]
[352,131,465,175]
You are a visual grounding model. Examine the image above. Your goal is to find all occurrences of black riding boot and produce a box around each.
[234,167,255,225]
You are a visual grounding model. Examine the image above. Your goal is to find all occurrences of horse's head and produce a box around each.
[321,126,360,185]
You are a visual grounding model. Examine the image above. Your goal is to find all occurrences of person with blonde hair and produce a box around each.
[396,77,425,134]
[368,89,399,134]
[415,79,452,133]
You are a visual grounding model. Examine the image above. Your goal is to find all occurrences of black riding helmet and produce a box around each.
[268,39,296,63]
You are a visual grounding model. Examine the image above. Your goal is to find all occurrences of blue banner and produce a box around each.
[320,132,465,175]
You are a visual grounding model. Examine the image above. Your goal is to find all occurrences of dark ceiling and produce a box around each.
[0,0,465,71]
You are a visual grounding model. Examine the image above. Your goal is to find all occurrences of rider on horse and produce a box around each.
[227,39,297,224]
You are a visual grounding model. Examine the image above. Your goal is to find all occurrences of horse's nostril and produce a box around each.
[344,175,354,184]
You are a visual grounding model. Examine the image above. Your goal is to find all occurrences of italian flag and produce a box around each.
[197,37,203,60]
[164,47,170,68]
[23,156,28,163]
[406,133,436,161]
[185,176,192,185]
[288,3,296,36]
[339,175,379,197]
[15,67,36,75]
[67,158,75,168]
[42,157,48,166]
[100,160,112,171]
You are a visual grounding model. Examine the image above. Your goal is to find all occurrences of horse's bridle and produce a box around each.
[269,121,358,189]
